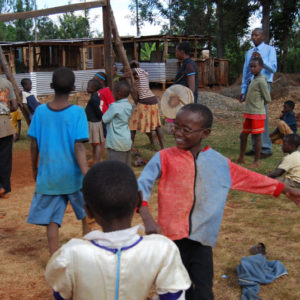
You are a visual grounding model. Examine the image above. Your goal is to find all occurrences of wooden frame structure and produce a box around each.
[0,0,139,123]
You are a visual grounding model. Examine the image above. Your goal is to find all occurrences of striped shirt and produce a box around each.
[134,68,157,105]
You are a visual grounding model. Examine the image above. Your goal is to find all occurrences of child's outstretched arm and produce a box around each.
[138,152,162,234]
[228,159,300,207]
[75,142,88,176]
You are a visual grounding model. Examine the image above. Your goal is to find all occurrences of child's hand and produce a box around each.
[252,51,261,58]
[283,185,300,207]
[139,206,162,234]
[239,94,245,103]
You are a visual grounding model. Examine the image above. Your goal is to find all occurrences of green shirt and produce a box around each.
[245,75,271,115]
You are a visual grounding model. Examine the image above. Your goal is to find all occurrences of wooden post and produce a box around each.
[0,46,30,125]
[163,38,168,62]
[29,44,34,72]
[10,47,16,74]
[133,40,138,61]
[194,39,197,59]
[110,7,138,101]
[156,41,160,62]
[62,46,66,67]
[81,44,87,70]
[102,0,113,89]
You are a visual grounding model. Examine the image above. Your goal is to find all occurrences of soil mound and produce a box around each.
[198,91,243,113]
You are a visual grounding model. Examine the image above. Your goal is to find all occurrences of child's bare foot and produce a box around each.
[249,161,259,168]
[236,158,245,164]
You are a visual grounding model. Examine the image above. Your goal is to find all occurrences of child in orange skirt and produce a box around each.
[129,61,165,149]
[237,56,271,168]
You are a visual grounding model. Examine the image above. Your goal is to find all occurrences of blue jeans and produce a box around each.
[251,84,272,154]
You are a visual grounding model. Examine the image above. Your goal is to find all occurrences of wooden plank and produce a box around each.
[29,45,34,72]
[110,7,138,101]
[102,2,113,89]
[163,38,168,62]
[0,46,30,125]
[0,1,107,22]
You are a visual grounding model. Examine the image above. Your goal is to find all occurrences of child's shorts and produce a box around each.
[27,190,86,227]
[242,118,265,134]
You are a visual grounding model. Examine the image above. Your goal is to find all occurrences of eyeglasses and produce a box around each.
[171,124,207,135]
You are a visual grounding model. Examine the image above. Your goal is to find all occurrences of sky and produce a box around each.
[35,0,261,38]
[35,0,162,36]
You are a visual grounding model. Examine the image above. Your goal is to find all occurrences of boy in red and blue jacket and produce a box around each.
[138,103,300,300]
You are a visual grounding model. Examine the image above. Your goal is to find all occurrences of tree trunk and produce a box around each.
[136,0,140,36]
[216,0,224,58]
[261,0,270,44]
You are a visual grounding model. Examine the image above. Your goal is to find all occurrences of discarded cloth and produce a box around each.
[236,254,287,300]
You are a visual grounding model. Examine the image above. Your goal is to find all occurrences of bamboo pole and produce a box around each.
[0,1,107,22]
[0,46,30,125]
[102,1,113,89]
[110,7,138,102]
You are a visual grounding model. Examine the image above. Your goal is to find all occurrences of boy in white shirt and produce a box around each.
[268,134,300,188]
[45,161,191,300]
[21,78,39,120]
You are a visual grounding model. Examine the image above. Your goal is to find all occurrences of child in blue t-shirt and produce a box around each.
[27,67,90,255]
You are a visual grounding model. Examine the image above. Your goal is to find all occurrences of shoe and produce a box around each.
[0,188,5,196]
[0,193,9,199]
[260,153,272,159]
[249,242,267,256]
[245,150,254,156]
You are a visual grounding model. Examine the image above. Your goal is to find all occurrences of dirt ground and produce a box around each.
[0,82,300,299]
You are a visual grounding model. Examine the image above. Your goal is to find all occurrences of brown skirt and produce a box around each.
[88,121,105,144]
[129,103,161,133]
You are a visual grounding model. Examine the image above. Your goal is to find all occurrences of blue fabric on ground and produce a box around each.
[237,254,287,300]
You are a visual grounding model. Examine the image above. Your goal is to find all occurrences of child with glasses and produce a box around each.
[137,103,300,300]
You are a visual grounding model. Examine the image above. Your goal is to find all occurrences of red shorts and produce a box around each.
[242,118,265,134]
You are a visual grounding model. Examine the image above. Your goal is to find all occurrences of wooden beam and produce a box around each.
[0,0,107,22]
[110,7,138,102]
[29,45,34,72]
[102,1,113,89]
[0,46,30,125]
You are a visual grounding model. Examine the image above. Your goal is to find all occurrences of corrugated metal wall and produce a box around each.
[115,62,171,83]
[0,69,105,96]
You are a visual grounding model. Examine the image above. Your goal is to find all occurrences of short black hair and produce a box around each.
[176,42,190,55]
[114,80,131,98]
[179,103,213,129]
[130,60,139,68]
[283,134,300,148]
[95,72,107,86]
[82,161,139,221]
[87,79,102,92]
[250,56,264,67]
[52,67,75,94]
[284,100,295,110]
[21,78,31,88]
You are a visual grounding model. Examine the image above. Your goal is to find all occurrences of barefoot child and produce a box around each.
[85,79,105,165]
[27,67,90,255]
[268,134,300,188]
[129,60,165,149]
[237,56,271,167]
[45,161,191,300]
[103,81,133,167]
[137,103,300,300]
